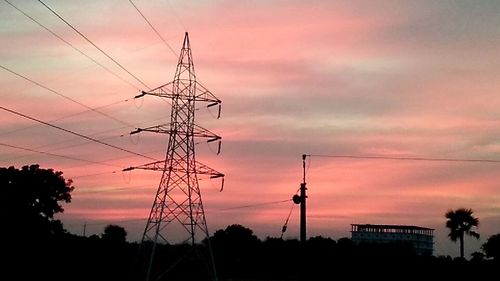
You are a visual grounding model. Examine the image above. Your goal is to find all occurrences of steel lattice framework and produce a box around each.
[129,32,223,281]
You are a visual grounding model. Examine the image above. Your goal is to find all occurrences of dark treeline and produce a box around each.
[2,224,498,281]
[1,165,499,280]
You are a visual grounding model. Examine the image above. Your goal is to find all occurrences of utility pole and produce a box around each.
[127,32,224,281]
[300,154,307,243]
[293,154,307,243]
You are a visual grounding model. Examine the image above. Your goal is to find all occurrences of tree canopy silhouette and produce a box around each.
[211,224,260,254]
[102,224,127,243]
[445,208,480,259]
[0,164,74,240]
[482,233,500,262]
[210,224,260,278]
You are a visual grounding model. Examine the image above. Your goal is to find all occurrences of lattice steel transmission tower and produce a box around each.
[128,32,224,281]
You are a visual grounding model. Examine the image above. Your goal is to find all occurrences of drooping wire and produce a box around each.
[37,0,150,90]
[217,199,291,211]
[165,0,187,32]
[75,183,152,194]
[128,0,178,57]
[0,64,132,127]
[126,0,216,105]
[0,105,158,161]
[4,0,140,91]
[306,154,500,164]
[50,148,165,172]
[280,202,295,239]
[0,133,121,163]
[0,97,132,137]
[0,123,126,163]
[280,187,302,238]
[0,142,123,168]
[65,197,296,234]
[71,170,119,179]
[64,218,148,228]
[0,115,167,164]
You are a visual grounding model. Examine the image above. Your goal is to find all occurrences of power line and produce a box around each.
[71,170,119,179]
[280,202,295,239]
[65,218,148,227]
[165,0,187,32]
[0,115,169,167]
[0,105,157,161]
[4,0,176,131]
[65,198,293,227]
[127,0,190,109]
[306,154,500,164]
[0,97,131,138]
[37,0,150,89]
[66,147,165,178]
[0,142,123,168]
[1,114,168,163]
[7,0,173,118]
[4,0,140,91]
[75,183,152,194]
[128,0,178,57]
[62,199,295,229]
[0,132,121,163]
[59,148,165,173]
[127,1,215,112]
[0,64,132,127]
[217,199,292,211]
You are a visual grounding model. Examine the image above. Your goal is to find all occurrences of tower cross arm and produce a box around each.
[194,81,221,104]
[134,82,174,99]
[195,81,222,119]
[133,81,222,119]
[123,160,165,172]
[131,123,221,140]
[123,160,224,179]
[194,160,224,178]
[134,81,221,105]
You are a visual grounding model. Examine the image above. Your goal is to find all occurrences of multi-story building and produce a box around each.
[351,224,434,255]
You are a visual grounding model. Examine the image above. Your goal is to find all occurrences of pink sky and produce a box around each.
[2,0,500,257]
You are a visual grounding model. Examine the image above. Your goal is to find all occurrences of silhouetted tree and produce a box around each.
[210,224,261,278]
[0,164,74,240]
[336,237,355,254]
[445,208,480,259]
[102,224,127,243]
[482,233,500,262]
[470,251,485,263]
[211,224,260,247]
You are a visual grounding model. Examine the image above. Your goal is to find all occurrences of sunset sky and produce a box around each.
[2,0,500,257]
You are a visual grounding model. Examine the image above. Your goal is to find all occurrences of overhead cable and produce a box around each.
[4,0,140,91]
[0,142,123,168]
[37,0,150,89]
[128,0,178,57]
[306,154,500,164]
[0,105,157,161]
[0,64,132,127]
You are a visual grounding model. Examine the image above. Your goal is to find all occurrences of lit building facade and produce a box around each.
[351,224,434,255]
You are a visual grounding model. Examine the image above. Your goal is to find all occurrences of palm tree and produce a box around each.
[445,208,480,259]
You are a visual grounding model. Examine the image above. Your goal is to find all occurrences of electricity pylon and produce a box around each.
[127,32,224,281]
